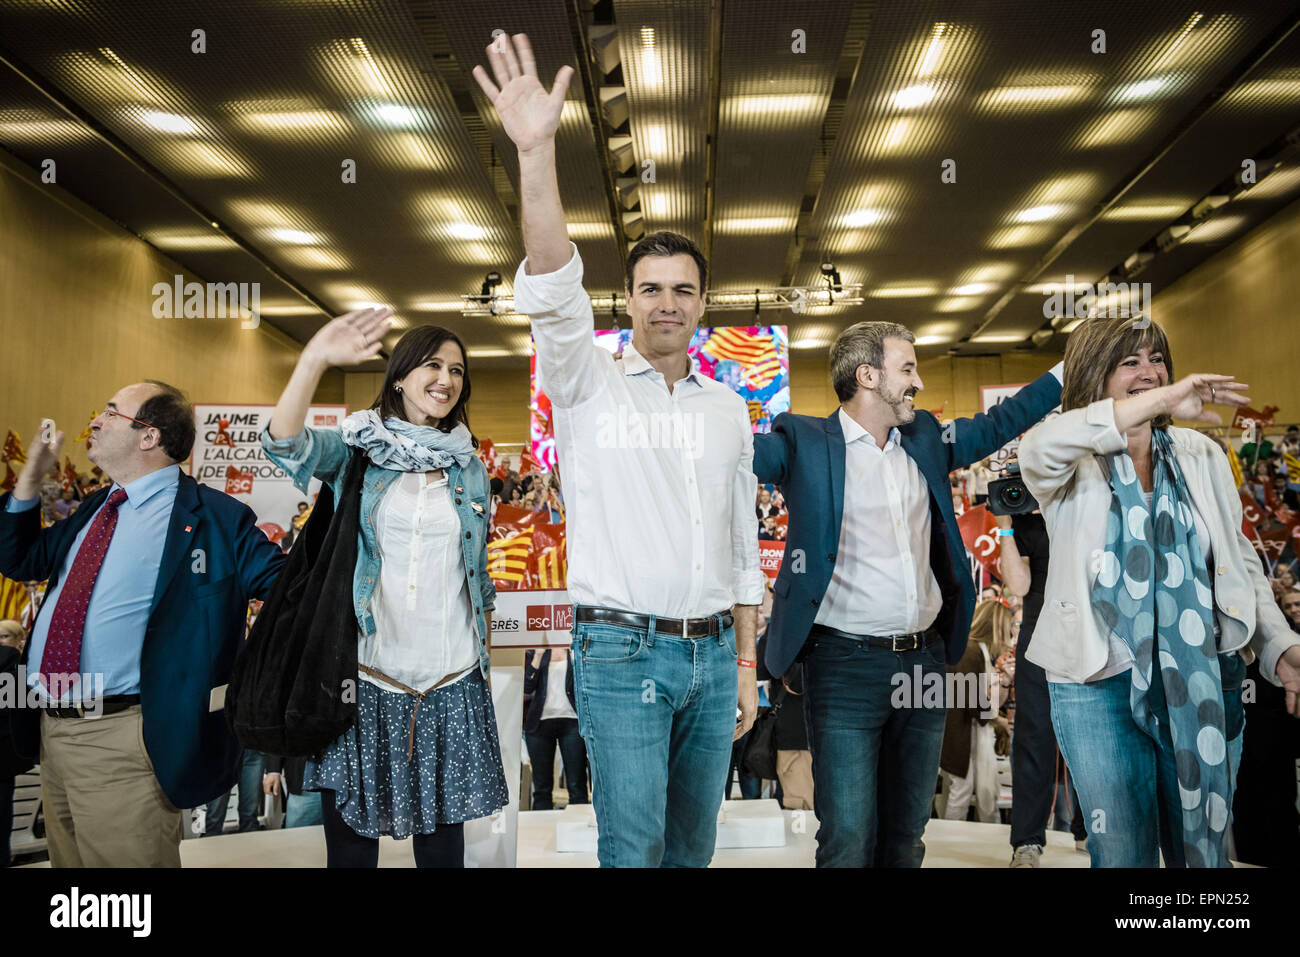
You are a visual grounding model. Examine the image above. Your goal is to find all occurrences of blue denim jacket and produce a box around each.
[261,427,496,678]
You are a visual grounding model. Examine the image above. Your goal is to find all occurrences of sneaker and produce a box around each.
[1010,844,1043,868]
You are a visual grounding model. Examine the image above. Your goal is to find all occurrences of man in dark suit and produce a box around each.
[754,321,1061,867]
[0,381,285,866]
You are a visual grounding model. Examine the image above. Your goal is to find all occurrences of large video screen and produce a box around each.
[529,325,790,472]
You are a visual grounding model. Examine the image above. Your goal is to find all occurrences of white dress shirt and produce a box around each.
[361,472,478,692]
[540,656,578,721]
[513,243,765,618]
[815,408,943,636]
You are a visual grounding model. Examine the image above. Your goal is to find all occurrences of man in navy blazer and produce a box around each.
[754,321,1061,867]
[0,381,285,866]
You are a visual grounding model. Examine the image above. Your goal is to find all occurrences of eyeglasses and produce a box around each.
[102,408,155,430]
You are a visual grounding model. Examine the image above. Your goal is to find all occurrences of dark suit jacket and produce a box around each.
[522,649,576,733]
[753,370,1062,677]
[0,473,285,808]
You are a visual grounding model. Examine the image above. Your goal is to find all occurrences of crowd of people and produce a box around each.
[1,31,1297,874]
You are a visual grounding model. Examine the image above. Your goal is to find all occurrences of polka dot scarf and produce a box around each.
[1091,427,1231,868]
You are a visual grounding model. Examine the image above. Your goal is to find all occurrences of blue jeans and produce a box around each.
[204,749,265,836]
[1048,656,1245,868]
[285,790,323,828]
[802,632,948,867]
[571,610,737,867]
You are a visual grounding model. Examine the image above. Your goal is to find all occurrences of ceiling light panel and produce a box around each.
[710,0,853,286]
[434,0,620,289]
[613,0,712,238]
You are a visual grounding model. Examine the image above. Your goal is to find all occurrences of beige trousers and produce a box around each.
[40,706,183,867]
[776,749,815,810]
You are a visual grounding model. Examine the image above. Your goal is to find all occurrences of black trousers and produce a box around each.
[320,789,464,868]
[1010,634,1085,846]
[1231,660,1300,867]
[524,717,588,810]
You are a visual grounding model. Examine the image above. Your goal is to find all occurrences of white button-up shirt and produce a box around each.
[815,408,943,636]
[513,244,764,618]
[362,472,478,692]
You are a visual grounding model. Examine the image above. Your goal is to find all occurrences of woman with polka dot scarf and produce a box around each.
[1017,316,1300,868]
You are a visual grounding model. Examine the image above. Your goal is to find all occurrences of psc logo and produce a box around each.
[527,604,573,631]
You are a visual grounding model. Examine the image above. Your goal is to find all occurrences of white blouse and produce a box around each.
[539,655,577,721]
[359,471,478,693]
[1047,488,1217,683]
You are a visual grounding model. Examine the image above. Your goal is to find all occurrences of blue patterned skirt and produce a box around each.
[303,669,509,839]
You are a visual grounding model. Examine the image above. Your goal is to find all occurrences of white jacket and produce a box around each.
[1018,398,1299,684]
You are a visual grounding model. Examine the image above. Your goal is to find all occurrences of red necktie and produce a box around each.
[40,488,128,698]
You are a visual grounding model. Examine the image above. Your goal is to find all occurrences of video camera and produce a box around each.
[985,459,1039,516]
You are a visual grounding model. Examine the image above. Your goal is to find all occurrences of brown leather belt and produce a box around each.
[358,664,470,759]
[574,605,734,638]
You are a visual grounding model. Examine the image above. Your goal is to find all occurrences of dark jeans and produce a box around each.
[320,788,463,868]
[524,717,588,810]
[803,632,948,868]
[204,749,265,836]
[1,772,12,867]
[726,731,762,800]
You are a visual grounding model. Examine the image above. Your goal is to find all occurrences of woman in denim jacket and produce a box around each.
[262,307,507,868]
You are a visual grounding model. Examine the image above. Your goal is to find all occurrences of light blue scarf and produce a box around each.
[339,409,475,471]
[1091,427,1232,867]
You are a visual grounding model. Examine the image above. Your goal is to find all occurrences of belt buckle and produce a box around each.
[890,635,906,653]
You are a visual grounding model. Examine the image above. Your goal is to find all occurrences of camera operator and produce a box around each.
[988,461,1087,867]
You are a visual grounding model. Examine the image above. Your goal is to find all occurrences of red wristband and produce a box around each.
[737,658,757,668]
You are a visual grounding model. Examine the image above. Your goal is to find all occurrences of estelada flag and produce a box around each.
[1,431,25,464]
[1,462,15,492]
[1226,443,1245,490]
[1285,452,1300,484]
[224,465,253,495]
[60,457,79,492]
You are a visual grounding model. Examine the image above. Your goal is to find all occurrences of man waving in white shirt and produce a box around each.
[474,34,763,867]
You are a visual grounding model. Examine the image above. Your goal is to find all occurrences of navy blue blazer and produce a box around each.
[0,473,285,808]
[753,370,1062,677]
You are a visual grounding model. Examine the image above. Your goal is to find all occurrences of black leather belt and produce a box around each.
[574,606,734,638]
[811,623,941,652]
[43,694,141,719]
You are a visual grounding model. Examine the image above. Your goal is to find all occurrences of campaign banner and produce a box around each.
[489,590,573,647]
[979,384,1030,469]
[189,403,348,541]
[759,540,786,581]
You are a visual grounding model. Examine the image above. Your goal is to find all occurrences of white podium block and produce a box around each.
[555,803,600,853]
[714,799,787,849]
[554,798,787,853]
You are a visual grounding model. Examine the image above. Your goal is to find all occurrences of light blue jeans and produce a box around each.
[1048,655,1245,868]
[285,790,323,828]
[571,609,737,868]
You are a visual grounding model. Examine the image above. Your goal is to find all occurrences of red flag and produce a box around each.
[519,448,540,476]
[224,465,253,495]
[1,462,15,492]
[1231,405,1279,430]
[958,505,1002,579]
[1240,491,1265,534]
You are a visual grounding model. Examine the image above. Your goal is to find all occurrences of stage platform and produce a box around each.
[20,810,1091,867]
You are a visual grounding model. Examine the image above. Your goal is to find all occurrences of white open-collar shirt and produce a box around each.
[815,408,944,637]
[513,244,764,618]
